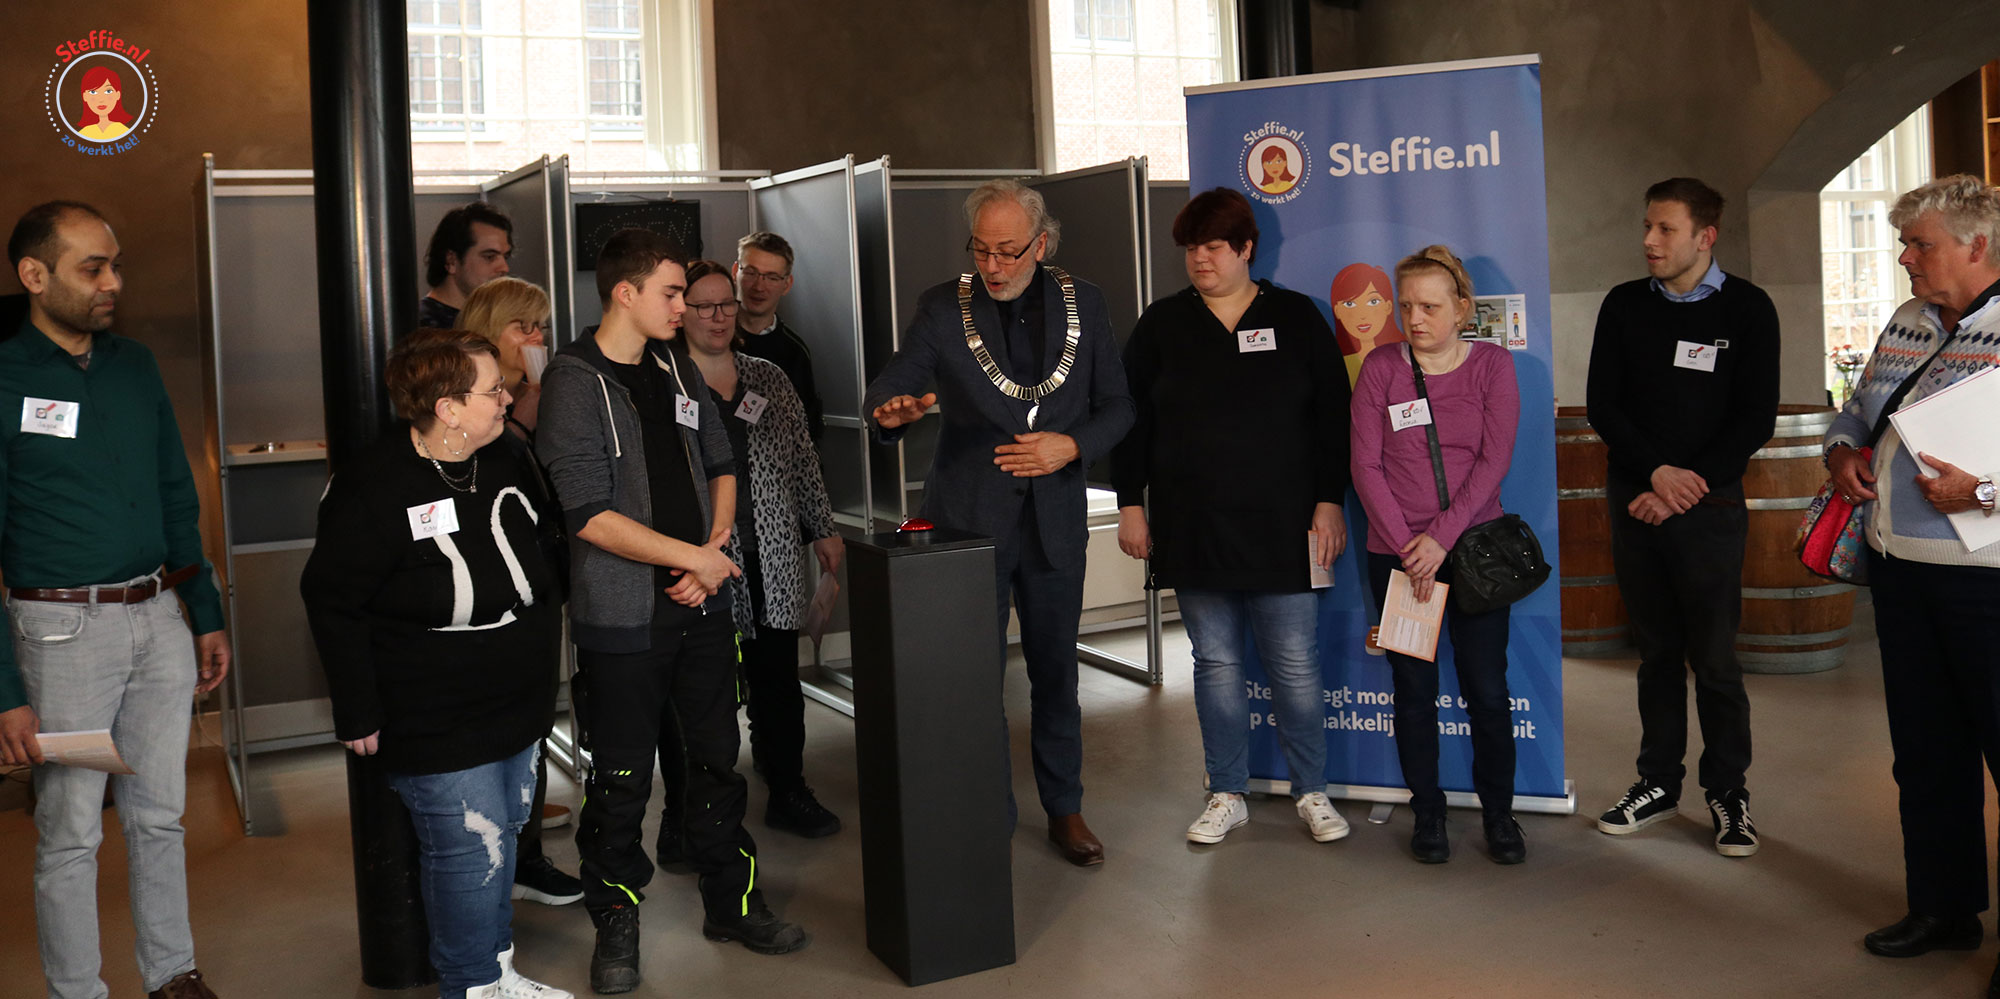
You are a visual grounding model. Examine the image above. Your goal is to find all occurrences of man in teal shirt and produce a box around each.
[1,201,231,999]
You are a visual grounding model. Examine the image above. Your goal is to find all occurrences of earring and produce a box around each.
[445,425,467,457]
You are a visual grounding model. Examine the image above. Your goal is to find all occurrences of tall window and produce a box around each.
[1043,0,1237,181]
[1820,109,1930,404]
[407,0,709,175]
[586,0,644,126]
[409,0,484,127]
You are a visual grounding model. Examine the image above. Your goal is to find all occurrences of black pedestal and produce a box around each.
[848,528,1015,986]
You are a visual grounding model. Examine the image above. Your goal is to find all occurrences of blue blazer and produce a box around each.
[865,266,1135,556]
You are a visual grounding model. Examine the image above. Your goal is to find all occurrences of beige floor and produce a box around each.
[0,602,1990,998]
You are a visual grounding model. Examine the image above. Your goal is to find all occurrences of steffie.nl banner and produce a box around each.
[1184,55,1570,810]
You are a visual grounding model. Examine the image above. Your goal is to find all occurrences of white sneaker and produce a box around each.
[467,984,500,999]
[1296,792,1350,842]
[1186,792,1249,844]
[497,946,574,999]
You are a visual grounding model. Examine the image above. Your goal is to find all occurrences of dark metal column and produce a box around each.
[307,0,428,990]
[1237,0,1313,80]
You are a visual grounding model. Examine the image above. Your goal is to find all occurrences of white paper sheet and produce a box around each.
[1376,569,1448,662]
[37,729,134,775]
[1307,533,1334,589]
[1887,365,2000,553]
[518,344,549,383]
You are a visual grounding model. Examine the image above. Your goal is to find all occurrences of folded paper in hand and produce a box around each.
[38,729,134,775]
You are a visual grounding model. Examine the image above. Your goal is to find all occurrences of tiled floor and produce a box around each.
[0,603,1990,997]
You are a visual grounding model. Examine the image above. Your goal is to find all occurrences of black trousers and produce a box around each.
[1367,553,1517,818]
[1872,549,2000,916]
[658,622,807,821]
[1607,480,1752,798]
[993,500,1087,817]
[574,610,759,919]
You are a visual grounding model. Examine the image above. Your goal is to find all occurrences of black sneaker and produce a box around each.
[765,786,842,839]
[511,855,585,905]
[702,902,810,955]
[1411,812,1450,864]
[1707,789,1759,857]
[589,904,641,994]
[1484,814,1527,865]
[1596,778,1678,835]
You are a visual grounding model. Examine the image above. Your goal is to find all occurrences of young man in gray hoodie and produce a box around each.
[538,228,808,994]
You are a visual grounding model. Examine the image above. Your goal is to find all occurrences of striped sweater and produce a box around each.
[1823,287,2000,567]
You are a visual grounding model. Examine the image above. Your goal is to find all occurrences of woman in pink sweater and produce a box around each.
[1350,246,1523,866]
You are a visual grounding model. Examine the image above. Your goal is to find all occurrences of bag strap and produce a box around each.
[1407,344,1451,512]
[1865,331,1955,448]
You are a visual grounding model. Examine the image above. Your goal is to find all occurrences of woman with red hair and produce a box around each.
[1255,144,1297,194]
[74,66,136,142]
[1330,261,1404,384]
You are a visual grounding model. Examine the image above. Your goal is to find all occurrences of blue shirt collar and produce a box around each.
[1649,259,1726,303]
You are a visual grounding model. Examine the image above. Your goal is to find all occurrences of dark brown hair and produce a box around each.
[423,201,513,288]
[8,200,108,270]
[388,327,500,431]
[735,231,794,270]
[595,227,685,307]
[1172,187,1260,264]
[1644,177,1725,232]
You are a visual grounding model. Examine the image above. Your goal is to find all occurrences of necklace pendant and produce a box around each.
[1027,403,1039,431]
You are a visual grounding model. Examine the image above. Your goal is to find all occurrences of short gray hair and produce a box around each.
[1889,174,2000,251]
[963,179,1061,258]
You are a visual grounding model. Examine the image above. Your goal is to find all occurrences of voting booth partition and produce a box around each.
[1184,56,1576,814]
[195,155,568,834]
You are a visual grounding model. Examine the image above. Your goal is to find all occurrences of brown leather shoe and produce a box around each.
[149,969,219,999]
[1048,813,1104,867]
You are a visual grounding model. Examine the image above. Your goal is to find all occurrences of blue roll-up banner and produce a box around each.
[1184,55,1572,812]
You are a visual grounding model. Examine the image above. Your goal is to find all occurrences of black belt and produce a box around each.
[9,564,199,604]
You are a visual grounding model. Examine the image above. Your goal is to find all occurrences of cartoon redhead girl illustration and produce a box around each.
[1256,144,1297,194]
[74,66,136,142]
[1329,262,1405,385]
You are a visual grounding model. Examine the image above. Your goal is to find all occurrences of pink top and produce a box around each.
[1350,342,1519,554]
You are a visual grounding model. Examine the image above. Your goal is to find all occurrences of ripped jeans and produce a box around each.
[388,741,538,997]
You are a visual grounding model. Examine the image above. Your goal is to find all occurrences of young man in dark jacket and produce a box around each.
[538,228,807,994]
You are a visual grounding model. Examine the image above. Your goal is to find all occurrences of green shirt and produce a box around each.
[0,319,225,711]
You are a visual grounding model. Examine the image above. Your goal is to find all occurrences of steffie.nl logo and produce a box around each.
[43,30,159,157]
[1239,121,1311,206]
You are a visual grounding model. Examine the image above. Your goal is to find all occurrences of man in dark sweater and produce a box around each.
[1586,178,1780,858]
[732,231,823,440]
[418,201,514,329]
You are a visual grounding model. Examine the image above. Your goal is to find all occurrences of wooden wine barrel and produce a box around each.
[1736,405,1857,674]
[1555,407,1628,655]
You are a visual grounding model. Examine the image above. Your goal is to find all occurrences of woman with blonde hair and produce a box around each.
[1350,245,1524,865]
[460,276,553,436]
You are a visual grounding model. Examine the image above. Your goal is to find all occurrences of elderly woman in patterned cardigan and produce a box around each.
[655,258,845,859]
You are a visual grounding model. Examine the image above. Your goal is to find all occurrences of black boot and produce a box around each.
[589,904,641,994]
[765,785,841,838]
[1411,811,1450,864]
[703,900,809,955]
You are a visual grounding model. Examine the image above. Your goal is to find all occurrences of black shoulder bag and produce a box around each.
[1407,345,1550,615]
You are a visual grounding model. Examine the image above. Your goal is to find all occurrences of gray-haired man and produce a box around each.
[864,180,1134,866]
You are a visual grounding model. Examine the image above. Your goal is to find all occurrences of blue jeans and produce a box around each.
[12,582,199,999]
[1179,589,1327,797]
[387,742,538,998]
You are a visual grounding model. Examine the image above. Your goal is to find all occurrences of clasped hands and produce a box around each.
[1627,464,1708,526]
[666,528,742,608]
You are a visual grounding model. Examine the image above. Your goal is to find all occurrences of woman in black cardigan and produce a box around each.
[301,329,571,999]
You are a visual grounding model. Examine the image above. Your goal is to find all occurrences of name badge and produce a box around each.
[1388,398,1433,432]
[735,391,769,425]
[406,498,462,540]
[1237,328,1277,353]
[675,394,700,429]
[20,397,79,438]
[1673,340,1718,373]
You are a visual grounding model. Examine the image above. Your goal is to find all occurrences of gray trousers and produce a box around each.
[13,581,198,999]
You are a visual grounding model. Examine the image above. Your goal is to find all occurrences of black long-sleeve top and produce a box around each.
[300,431,563,776]
[1584,275,1781,492]
[1112,281,1351,591]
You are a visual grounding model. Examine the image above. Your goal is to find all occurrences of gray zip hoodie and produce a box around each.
[537,330,735,652]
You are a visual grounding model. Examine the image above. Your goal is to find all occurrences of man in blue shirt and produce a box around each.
[1,201,230,998]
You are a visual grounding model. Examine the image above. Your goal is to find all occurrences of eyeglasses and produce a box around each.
[510,319,549,335]
[738,266,790,285]
[688,300,740,319]
[966,235,1041,264]
[459,386,508,404]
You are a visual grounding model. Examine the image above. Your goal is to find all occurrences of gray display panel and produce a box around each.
[212,193,327,445]
[484,158,554,291]
[855,159,905,524]
[1150,180,1190,304]
[546,156,577,345]
[1029,160,1149,345]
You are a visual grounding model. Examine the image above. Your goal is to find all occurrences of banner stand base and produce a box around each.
[1245,778,1577,816]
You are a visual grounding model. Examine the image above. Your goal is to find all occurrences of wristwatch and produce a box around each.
[1977,475,1996,514]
